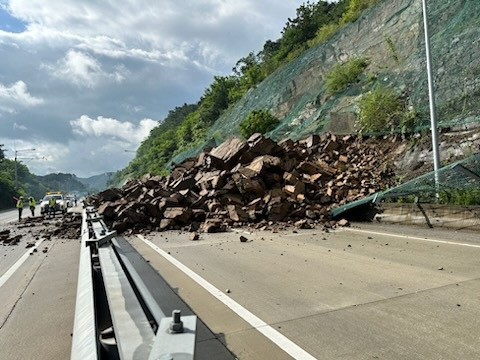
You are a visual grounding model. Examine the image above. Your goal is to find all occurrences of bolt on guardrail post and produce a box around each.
[169,310,184,333]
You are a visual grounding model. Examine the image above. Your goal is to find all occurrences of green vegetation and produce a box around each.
[385,36,399,63]
[239,110,280,138]
[308,22,342,46]
[357,84,404,132]
[439,188,480,205]
[400,107,421,134]
[341,0,380,24]
[0,144,92,209]
[386,188,480,206]
[325,57,369,94]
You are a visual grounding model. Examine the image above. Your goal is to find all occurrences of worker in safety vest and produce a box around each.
[28,197,36,217]
[48,197,56,218]
[13,196,24,221]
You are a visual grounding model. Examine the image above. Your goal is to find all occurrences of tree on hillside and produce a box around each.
[0,144,4,162]
[274,1,335,62]
[239,109,280,138]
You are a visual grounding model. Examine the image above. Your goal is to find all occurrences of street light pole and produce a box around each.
[422,0,441,188]
[15,150,18,189]
[14,148,36,190]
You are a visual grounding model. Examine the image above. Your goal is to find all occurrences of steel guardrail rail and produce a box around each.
[71,206,197,360]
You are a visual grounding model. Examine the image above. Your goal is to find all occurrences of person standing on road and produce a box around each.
[48,196,56,219]
[13,196,24,221]
[28,197,36,217]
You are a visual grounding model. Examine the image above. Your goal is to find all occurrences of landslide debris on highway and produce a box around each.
[0,229,22,245]
[1,213,82,249]
[88,133,402,234]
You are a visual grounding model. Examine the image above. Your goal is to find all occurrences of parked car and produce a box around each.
[40,192,68,215]
[65,194,74,207]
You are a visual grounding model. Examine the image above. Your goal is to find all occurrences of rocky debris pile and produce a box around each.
[88,133,399,233]
[42,213,82,239]
[0,229,22,245]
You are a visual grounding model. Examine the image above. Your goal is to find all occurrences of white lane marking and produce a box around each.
[0,239,44,288]
[137,234,317,360]
[339,228,480,249]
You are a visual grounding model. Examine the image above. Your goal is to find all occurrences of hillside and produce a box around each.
[116,0,479,185]
[78,172,115,193]
[174,0,479,159]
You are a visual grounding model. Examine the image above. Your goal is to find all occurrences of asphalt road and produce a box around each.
[1,205,479,360]
[128,223,480,360]
[0,205,44,225]
[0,208,79,360]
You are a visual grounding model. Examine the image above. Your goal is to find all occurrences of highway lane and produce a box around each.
[128,223,480,360]
[0,208,21,224]
[2,202,479,360]
[0,209,79,360]
[0,205,43,225]
[0,208,235,360]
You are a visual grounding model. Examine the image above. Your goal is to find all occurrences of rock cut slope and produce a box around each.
[173,0,480,167]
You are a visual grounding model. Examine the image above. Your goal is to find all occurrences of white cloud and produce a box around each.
[43,49,129,88]
[0,80,44,110]
[70,115,158,144]
[6,0,304,68]
[0,0,305,176]
[13,122,28,130]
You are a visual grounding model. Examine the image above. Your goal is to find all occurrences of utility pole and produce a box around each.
[422,0,441,189]
[14,148,36,190]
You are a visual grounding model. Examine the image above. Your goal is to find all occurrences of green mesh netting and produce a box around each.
[330,153,480,218]
[171,0,480,167]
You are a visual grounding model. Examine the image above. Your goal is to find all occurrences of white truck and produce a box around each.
[40,192,68,216]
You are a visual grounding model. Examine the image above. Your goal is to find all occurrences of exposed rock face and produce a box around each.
[193,0,480,148]
[88,133,402,234]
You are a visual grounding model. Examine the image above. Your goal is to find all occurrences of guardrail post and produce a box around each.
[71,207,197,360]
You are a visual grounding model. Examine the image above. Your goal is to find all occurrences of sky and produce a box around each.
[0,0,307,178]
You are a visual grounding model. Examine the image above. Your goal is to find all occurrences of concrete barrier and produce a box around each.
[375,203,480,231]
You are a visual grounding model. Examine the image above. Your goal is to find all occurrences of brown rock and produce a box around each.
[210,137,249,169]
[171,175,197,191]
[98,202,116,220]
[159,218,175,231]
[202,219,227,233]
[246,155,282,175]
[300,134,320,148]
[97,188,123,202]
[227,205,249,222]
[163,207,192,224]
[283,181,305,199]
[294,219,313,229]
[267,202,290,221]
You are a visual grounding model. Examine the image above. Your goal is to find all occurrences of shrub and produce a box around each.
[439,188,480,205]
[385,36,399,63]
[341,0,379,24]
[400,108,420,134]
[326,57,369,94]
[239,109,279,138]
[308,23,341,47]
[358,84,404,132]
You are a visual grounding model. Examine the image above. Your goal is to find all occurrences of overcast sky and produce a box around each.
[0,0,307,178]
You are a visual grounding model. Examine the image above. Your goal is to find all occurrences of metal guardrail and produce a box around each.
[71,206,197,360]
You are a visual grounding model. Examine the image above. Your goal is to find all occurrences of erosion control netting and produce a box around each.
[171,0,480,167]
[330,153,480,218]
